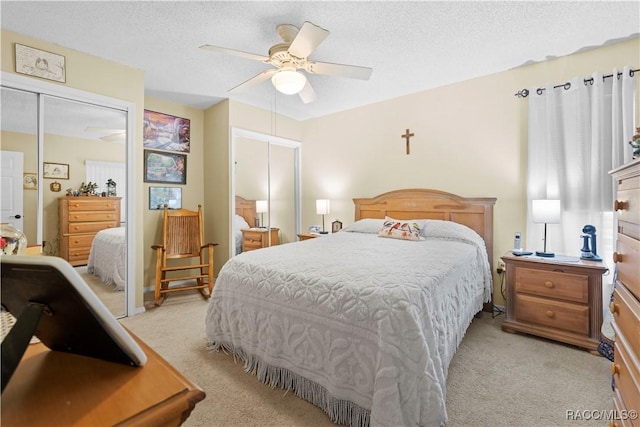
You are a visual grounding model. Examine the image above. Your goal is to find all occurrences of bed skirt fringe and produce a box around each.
[207,342,371,427]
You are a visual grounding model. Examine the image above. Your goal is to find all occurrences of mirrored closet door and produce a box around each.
[1,80,132,318]
[232,128,301,256]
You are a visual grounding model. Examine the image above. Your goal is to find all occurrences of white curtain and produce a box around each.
[526,66,637,267]
[85,160,126,222]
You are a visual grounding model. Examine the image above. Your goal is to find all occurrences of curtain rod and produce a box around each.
[514,68,639,98]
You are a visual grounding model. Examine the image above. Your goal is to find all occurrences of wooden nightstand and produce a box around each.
[241,228,279,252]
[297,233,320,241]
[501,252,608,353]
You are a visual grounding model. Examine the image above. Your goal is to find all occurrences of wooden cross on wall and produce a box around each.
[401,129,414,155]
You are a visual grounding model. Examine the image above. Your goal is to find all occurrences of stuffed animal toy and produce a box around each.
[630,127,640,159]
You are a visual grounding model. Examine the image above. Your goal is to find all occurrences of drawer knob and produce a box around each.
[544,281,554,289]
[609,302,619,315]
[613,200,626,211]
[545,310,554,318]
[610,421,620,427]
[612,252,622,263]
[610,363,620,376]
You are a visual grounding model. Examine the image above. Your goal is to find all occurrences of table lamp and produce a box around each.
[316,199,330,234]
[532,199,561,257]
[256,200,268,228]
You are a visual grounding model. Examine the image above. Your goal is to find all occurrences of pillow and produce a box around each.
[378,218,424,241]
[342,218,386,234]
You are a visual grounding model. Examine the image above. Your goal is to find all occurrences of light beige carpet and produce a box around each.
[76,266,125,318]
[121,292,613,427]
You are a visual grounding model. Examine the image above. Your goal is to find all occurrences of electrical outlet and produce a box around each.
[496,261,505,274]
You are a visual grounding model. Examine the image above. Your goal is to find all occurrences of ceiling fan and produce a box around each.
[200,21,372,104]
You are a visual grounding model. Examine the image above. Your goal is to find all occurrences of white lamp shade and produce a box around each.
[256,200,268,213]
[316,199,330,215]
[271,70,307,95]
[532,199,561,224]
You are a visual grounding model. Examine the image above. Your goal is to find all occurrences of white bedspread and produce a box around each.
[206,220,492,427]
[87,226,126,291]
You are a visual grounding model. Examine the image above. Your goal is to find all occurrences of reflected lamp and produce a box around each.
[256,200,268,228]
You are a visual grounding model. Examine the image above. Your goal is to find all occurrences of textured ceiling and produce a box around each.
[1,1,639,121]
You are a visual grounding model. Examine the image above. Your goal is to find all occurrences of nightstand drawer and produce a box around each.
[612,284,640,363]
[241,228,279,252]
[243,239,264,251]
[515,294,589,335]
[242,231,265,243]
[515,267,588,303]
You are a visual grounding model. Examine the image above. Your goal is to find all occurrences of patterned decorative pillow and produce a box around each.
[378,219,424,241]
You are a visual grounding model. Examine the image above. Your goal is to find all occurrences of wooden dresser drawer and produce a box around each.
[67,234,96,249]
[615,173,640,227]
[68,211,118,223]
[67,198,120,211]
[68,221,118,234]
[515,267,588,303]
[612,284,640,365]
[67,245,92,262]
[612,333,640,427]
[515,293,589,335]
[615,233,640,301]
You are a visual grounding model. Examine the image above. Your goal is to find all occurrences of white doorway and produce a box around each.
[0,151,25,232]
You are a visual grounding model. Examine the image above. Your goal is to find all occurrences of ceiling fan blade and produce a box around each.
[100,133,126,143]
[288,21,329,59]
[228,69,277,93]
[307,61,373,80]
[199,44,269,62]
[298,80,317,104]
[85,126,124,134]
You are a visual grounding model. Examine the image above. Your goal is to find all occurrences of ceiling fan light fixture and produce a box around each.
[271,69,306,95]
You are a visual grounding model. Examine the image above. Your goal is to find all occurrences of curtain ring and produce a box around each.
[631,69,636,77]
[563,82,571,90]
[536,88,544,95]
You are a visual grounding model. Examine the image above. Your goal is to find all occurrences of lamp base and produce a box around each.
[535,251,555,257]
[319,231,328,234]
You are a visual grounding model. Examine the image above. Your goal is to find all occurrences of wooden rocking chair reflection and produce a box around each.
[152,204,218,306]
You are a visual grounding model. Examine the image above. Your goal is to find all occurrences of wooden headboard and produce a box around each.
[353,188,497,271]
[235,196,256,227]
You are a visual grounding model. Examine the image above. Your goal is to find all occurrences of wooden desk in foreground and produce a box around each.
[1,329,205,426]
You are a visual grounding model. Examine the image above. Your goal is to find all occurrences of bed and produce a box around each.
[206,189,496,426]
[87,226,126,291]
[234,196,256,254]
